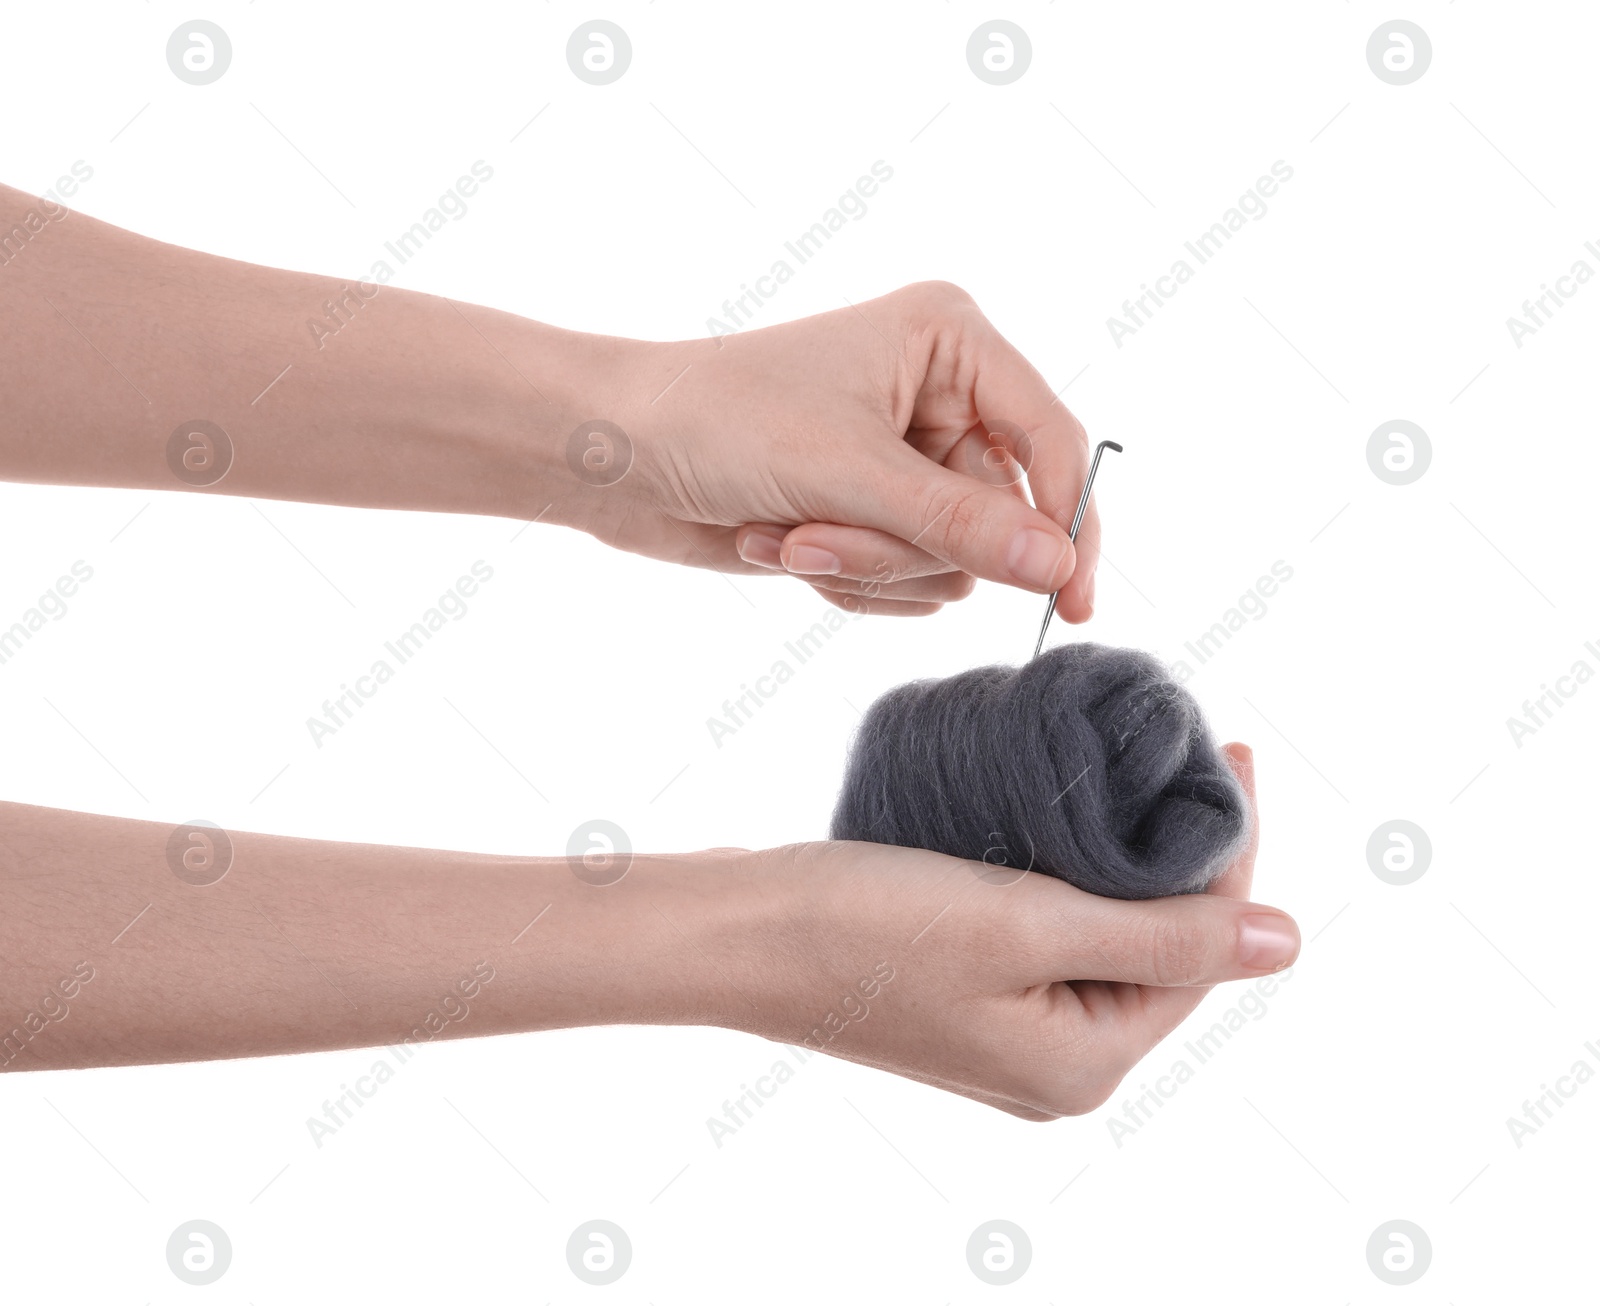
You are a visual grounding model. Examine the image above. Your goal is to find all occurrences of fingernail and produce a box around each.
[738,530,784,570]
[1007,527,1070,590]
[786,544,842,575]
[1238,913,1299,972]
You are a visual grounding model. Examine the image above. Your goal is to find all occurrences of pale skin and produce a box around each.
[0,184,1300,1113]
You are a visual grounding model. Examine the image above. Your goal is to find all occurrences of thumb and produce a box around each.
[1028,887,1301,989]
[860,444,1079,593]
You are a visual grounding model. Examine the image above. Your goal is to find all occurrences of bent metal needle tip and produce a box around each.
[1031,439,1123,661]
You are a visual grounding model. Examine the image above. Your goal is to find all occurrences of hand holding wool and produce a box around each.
[831,643,1251,899]
[727,744,1297,1121]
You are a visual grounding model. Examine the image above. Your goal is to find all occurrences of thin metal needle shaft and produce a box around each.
[1031,439,1122,660]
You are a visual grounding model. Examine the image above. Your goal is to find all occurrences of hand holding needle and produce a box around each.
[1031,440,1122,660]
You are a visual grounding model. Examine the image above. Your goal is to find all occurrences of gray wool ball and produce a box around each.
[829,643,1252,900]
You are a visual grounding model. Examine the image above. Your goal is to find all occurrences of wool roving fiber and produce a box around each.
[830,643,1252,900]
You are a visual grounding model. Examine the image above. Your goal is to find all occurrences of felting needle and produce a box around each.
[1031,439,1122,660]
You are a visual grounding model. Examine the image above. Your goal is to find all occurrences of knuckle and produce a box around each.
[863,557,919,587]
[1143,915,1211,988]
[1031,1065,1116,1118]
[815,585,871,616]
[926,484,992,560]
[908,278,976,310]
[1058,1066,1122,1116]
[944,571,978,601]
[1017,1022,1119,1117]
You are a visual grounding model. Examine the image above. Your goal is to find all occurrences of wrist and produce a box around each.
[467,311,663,532]
[623,847,796,1032]
[486,847,786,1033]
[650,845,824,1041]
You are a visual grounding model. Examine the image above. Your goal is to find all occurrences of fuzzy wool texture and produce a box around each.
[830,642,1253,900]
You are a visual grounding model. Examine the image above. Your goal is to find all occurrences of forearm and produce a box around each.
[0,182,651,525]
[0,801,774,1070]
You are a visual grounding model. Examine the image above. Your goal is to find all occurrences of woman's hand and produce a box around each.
[0,746,1289,1089]
[715,744,1296,1117]
[575,281,1100,621]
[0,191,1092,623]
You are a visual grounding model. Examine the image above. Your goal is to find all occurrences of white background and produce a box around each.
[2,1,1596,1300]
